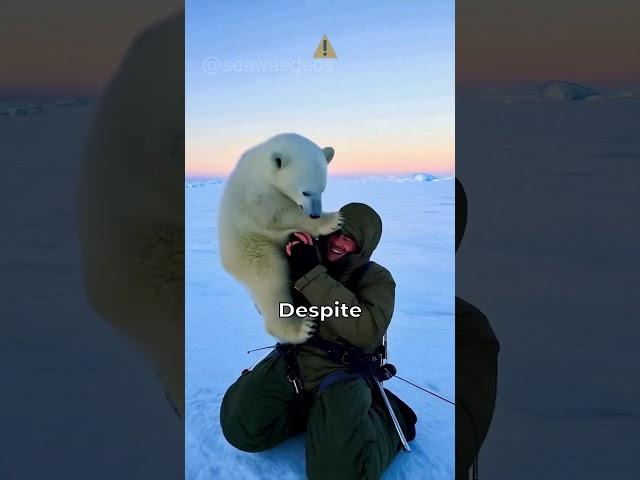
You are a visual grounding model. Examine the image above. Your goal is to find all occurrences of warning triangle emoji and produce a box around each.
[313,35,337,59]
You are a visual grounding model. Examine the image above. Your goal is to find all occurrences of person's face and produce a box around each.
[325,231,358,262]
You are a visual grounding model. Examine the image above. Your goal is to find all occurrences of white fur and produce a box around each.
[218,133,342,343]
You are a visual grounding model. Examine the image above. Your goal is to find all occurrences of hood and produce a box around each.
[456,178,467,252]
[332,202,383,272]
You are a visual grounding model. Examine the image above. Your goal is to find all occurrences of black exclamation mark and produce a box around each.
[323,38,327,57]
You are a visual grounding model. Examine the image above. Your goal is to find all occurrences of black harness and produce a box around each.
[278,261,383,393]
[305,335,385,376]
[278,334,396,390]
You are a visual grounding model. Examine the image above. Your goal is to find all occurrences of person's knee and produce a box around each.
[307,437,373,480]
[221,423,269,453]
[220,384,272,452]
[306,379,395,479]
[220,365,292,452]
[307,428,391,480]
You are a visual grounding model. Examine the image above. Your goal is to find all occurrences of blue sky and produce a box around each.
[186,0,454,176]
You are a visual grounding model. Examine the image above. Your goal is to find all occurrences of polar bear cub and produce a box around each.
[218,133,342,343]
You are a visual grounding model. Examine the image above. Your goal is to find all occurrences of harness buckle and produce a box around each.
[287,373,302,394]
[341,351,350,365]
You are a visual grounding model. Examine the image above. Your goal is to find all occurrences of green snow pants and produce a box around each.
[220,351,409,480]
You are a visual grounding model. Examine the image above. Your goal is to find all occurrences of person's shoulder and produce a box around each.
[456,296,484,321]
[456,296,499,348]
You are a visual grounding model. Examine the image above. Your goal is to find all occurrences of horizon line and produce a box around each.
[185,171,455,181]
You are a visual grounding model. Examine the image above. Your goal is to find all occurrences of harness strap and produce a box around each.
[305,335,384,375]
[276,343,303,394]
[317,371,362,394]
[304,335,349,364]
[276,337,387,395]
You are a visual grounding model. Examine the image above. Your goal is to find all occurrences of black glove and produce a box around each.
[287,236,321,281]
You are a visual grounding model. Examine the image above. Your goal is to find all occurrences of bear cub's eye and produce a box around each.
[302,191,311,197]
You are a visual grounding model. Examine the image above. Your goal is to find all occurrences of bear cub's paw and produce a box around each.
[315,211,343,236]
[290,317,318,344]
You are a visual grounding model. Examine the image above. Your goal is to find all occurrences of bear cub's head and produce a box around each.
[264,133,334,218]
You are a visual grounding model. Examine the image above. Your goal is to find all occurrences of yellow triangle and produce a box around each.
[313,35,337,59]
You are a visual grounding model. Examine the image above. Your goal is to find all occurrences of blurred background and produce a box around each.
[1,2,184,479]
[1,0,179,100]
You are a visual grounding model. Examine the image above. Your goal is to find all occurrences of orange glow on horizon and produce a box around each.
[186,139,454,177]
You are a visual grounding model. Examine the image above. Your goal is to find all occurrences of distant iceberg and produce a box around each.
[0,104,45,116]
[351,172,441,183]
[410,173,438,182]
[474,87,541,104]
[540,81,603,101]
[612,85,640,99]
[0,98,95,117]
[185,179,223,188]
[48,99,93,108]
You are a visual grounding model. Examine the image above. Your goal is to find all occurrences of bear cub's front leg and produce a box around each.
[250,267,318,344]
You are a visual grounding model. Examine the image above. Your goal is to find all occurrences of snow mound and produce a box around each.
[540,81,602,101]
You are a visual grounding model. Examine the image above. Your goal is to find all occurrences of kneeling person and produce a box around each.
[220,202,416,480]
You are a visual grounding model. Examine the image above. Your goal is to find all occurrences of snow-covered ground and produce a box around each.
[186,177,455,479]
[1,107,183,479]
[457,96,640,479]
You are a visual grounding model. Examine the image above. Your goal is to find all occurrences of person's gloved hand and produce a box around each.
[286,232,321,281]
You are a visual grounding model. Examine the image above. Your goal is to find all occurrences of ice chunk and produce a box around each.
[411,172,438,182]
[540,81,601,101]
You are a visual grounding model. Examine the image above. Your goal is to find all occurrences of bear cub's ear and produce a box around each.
[322,147,335,164]
[271,151,289,169]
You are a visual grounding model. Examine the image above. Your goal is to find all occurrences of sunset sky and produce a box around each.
[0,1,181,100]
[186,1,455,177]
[4,1,636,177]
[456,0,640,88]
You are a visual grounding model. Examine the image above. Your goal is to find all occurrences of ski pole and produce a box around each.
[373,377,411,452]
[242,346,275,375]
[378,332,411,452]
